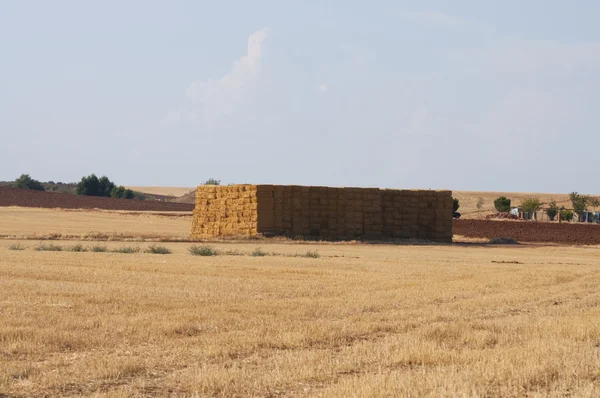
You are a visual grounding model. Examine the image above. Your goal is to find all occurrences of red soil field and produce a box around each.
[0,187,193,212]
[454,219,600,245]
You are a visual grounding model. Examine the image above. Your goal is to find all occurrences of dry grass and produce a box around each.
[125,186,194,197]
[0,207,191,241]
[2,240,600,396]
[453,190,600,219]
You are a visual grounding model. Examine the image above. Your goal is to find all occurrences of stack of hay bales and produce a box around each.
[191,184,453,242]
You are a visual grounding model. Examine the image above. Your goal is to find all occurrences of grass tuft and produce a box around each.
[223,249,245,256]
[145,245,172,255]
[8,243,26,251]
[67,244,88,252]
[303,250,321,258]
[252,247,268,257]
[35,243,63,252]
[188,245,218,256]
[91,245,108,252]
[112,246,140,254]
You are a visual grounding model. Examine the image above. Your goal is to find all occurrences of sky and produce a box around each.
[2,0,600,192]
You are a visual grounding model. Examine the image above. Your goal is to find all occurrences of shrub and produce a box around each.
[67,244,88,252]
[110,186,135,199]
[520,197,542,215]
[35,243,63,251]
[8,243,26,251]
[547,200,559,221]
[188,245,218,256]
[91,245,108,252]
[493,196,511,212]
[145,245,172,255]
[252,247,267,257]
[304,250,320,258]
[14,174,45,191]
[204,178,221,186]
[112,246,140,254]
[559,207,574,222]
[76,174,131,198]
[452,198,460,212]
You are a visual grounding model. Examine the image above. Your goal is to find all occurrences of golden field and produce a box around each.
[452,190,600,219]
[126,186,194,197]
[0,207,191,241]
[1,207,600,396]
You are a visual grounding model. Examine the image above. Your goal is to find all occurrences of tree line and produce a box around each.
[11,174,134,199]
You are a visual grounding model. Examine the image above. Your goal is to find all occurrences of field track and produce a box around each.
[455,219,600,245]
[0,187,193,212]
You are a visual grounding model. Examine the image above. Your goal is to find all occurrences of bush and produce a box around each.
[14,174,45,191]
[110,186,134,199]
[452,198,460,212]
[35,243,63,251]
[8,243,26,251]
[67,244,87,252]
[76,174,113,197]
[112,246,140,254]
[145,245,172,254]
[520,197,542,215]
[76,174,133,199]
[252,247,267,257]
[91,245,108,252]
[188,245,218,256]
[494,196,511,212]
[204,178,221,186]
[560,208,574,222]
[547,200,558,221]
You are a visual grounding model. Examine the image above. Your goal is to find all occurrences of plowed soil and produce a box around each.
[0,187,193,212]
[454,219,600,245]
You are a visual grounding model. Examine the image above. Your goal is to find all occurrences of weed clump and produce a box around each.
[91,245,108,252]
[35,243,63,252]
[251,247,267,257]
[304,250,320,258]
[112,246,140,254]
[67,244,88,252]
[188,245,218,256]
[145,245,172,255]
[8,243,26,251]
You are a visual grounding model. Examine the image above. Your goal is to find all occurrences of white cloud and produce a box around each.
[174,27,270,124]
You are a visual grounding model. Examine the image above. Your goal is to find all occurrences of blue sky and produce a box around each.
[2,1,600,192]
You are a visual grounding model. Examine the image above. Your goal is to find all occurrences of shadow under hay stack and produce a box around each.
[191,185,453,242]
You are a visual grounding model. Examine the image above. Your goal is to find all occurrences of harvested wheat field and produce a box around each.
[2,238,600,397]
[0,207,191,241]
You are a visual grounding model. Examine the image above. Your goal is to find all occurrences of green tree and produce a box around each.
[493,196,511,212]
[452,197,460,212]
[110,186,134,199]
[521,197,542,215]
[76,174,118,197]
[559,207,574,222]
[569,192,588,216]
[14,174,45,191]
[204,178,221,185]
[546,200,559,221]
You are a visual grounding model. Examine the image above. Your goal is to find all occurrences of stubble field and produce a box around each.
[1,207,600,396]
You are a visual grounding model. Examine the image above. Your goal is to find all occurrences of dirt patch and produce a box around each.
[0,187,194,212]
[454,219,600,245]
